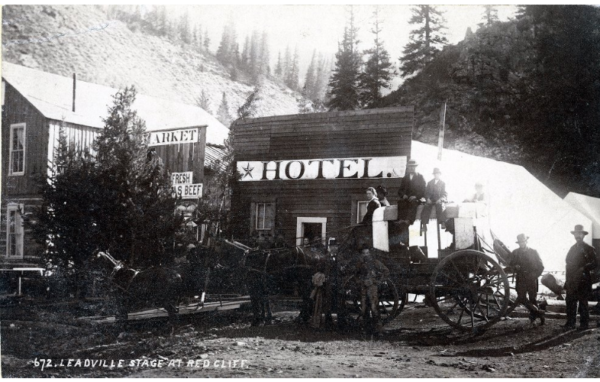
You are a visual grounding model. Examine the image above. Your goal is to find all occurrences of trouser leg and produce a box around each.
[578,298,589,326]
[360,285,368,318]
[420,204,432,224]
[435,204,445,226]
[565,293,578,326]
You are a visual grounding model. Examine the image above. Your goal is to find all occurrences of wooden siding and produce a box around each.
[1,81,49,198]
[151,126,207,183]
[232,108,414,245]
[47,121,101,175]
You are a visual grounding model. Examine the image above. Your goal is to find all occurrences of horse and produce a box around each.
[95,250,184,323]
[225,239,324,326]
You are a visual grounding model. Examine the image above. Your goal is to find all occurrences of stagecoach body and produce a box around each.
[341,202,512,332]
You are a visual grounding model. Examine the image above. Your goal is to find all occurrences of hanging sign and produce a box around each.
[148,128,199,146]
[173,183,203,199]
[171,172,193,185]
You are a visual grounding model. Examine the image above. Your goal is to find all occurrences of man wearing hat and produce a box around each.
[355,245,390,335]
[508,234,545,324]
[420,168,447,230]
[563,225,598,330]
[398,159,426,225]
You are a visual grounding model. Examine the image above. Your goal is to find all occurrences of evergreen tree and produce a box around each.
[237,86,262,119]
[259,31,271,77]
[241,36,250,70]
[216,24,232,64]
[274,51,283,79]
[359,7,396,108]
[179,13,191,44]
[217,92,233,127]
[303,50,317,99]
[399,5,448,77]
[283,46,292,83]
[285,46,300,90]
[327,7,362,111]
[28,87,183,272]
[482,5,499,26]
[248,30,260,80]
[195,90,211,113]
[203,28,211,52]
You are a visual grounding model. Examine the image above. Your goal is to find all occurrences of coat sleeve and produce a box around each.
[584,246,599,273]
[398,176,408,198]
[440,181,448,203]
[531,249,544,277]
[425,180,433,200]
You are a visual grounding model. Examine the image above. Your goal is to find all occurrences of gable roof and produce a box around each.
[1,62,229,145]
[564,192,600,239]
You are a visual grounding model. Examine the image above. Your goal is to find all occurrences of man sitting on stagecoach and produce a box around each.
[397,159,426,225]
[420,167,448,231]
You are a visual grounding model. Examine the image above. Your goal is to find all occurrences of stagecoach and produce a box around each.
[339,201,515,332]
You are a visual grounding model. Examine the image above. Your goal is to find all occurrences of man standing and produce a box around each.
[509,234,545,324]
[356,246,390,335]
[420,168,447,230]
[563,225,598,330]
[397,159,426,224]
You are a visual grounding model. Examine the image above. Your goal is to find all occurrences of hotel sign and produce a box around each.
[237,156,407,181]
[148,128,199,146]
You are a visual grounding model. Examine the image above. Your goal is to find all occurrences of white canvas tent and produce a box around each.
[410,141,592,275]
[563,192,600,246]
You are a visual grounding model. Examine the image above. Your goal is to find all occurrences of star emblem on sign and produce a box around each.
[241,163,254,178]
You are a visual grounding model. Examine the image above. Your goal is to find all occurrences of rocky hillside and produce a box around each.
[2,5,304,123]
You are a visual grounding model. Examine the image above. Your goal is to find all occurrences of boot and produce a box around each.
[538,310,545,325]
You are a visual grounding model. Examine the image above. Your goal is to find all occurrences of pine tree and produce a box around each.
[327,7,362,111]
[303,50,317,99]
[285,46,300,91]
[274,51,283,79]
[241,36,250,70]
[259,31,271,77]
[29,87,183,272]
[248,30,260,80]
[217,92,232,127]
[203,28,210,52]
[283,46,292,83]
[196,90,211,113]
[216,24,231,64]
[399,5,448,77]
[179,13,191,44]
[359,7,396,108]
[482,5,499,26]
[237,86,262,119]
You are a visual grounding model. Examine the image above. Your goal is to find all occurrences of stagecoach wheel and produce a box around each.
[342,275,400,325]
[430,250,510,332]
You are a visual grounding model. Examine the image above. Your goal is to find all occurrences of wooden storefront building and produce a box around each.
[1,63,228,282]
[232,107,414,247]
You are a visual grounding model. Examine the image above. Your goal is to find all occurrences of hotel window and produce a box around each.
[9,123,26,175]
[6,204,24,258]
[255,202,275,231]
[357,201,369,224]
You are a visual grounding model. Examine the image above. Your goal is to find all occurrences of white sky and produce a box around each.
[164,4,518,87]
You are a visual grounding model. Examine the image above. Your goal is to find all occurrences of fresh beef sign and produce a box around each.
[237,156,407,181]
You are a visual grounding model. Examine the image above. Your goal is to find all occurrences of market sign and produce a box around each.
[237,156,407,181]
[148,128,199,146]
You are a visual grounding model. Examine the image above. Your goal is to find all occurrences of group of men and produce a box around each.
[349,158,599,333]
[510,225,598,330]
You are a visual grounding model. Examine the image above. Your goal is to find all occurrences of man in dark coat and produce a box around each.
[509,234,545,324]
[420,168,447,230]
[397,159,426,224]
[563,225,598,330]
[355,246,390,335]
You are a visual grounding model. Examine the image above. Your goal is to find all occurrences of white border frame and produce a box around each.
[296,217,327,246]
[9,123,26,176]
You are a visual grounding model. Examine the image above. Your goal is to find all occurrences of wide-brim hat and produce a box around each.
[571,224,589,235]
[407,159,418,167]
[515,233,529,243]
[433,167,442,174]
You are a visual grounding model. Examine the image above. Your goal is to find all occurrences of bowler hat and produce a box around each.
[515,234,528,243]
[571,224,589,235]
[407,159,418,166]
[433,168,442,174]
[376,185,388,197]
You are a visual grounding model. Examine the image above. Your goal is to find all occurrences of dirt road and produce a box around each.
[2,303,599,377]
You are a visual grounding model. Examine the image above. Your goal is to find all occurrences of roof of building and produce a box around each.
[2,62,229,145]
[205,144,227,170]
